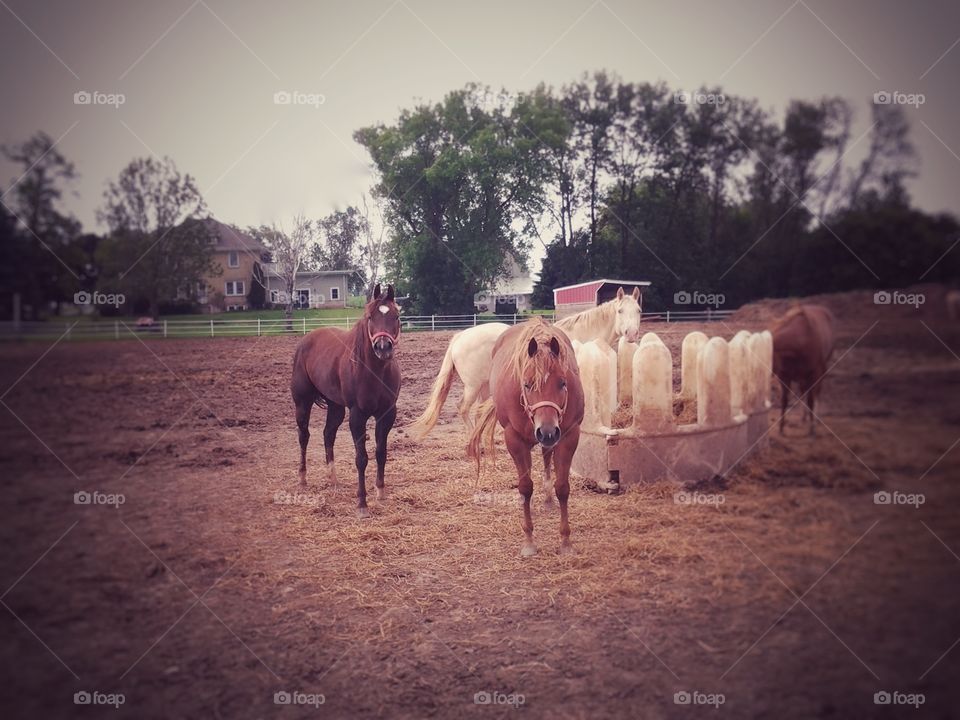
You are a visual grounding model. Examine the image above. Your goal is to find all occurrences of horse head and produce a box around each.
[365,283,400,361]
[518,333,570,448]
[613,286,642,342]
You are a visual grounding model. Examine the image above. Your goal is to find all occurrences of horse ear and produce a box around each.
[616,287,625,299]
[373,283,382,300]
[549,336,561,356]
[527,337,538,357]
[632,287,640,300]
[385,284,395,302]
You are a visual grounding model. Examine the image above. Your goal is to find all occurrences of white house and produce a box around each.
[263,265,353,309]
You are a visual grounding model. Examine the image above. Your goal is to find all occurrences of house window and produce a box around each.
[225,281,245,296]
[227,251,239,268]
[330,286,340,301]
[197,281,208,302]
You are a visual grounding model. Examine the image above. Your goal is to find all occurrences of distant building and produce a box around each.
[263,266,352,309]
[195,220,269,313]
[553,278,650,319]
[474,255,534,314]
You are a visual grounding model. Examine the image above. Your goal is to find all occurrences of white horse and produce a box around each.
[408,287,642,437]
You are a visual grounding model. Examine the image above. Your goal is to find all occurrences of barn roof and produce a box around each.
[554,278,651,293]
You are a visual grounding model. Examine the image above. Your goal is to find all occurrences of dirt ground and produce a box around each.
[1,305,959,719]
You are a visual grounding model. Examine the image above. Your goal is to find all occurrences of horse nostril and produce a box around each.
[535,427,543,442]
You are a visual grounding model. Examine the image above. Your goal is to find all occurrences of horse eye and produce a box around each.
[560,380,567,389]
[523,382,532,390]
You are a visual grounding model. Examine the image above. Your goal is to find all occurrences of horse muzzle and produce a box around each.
[372,336,394,360]
[534,423,562,448]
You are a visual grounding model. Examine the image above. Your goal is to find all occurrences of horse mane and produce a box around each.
[350,311,369,362]
[554,299,615,333]
[509,317,570,391]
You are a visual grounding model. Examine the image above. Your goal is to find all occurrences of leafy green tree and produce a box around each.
[97,157,214,317]
[355,84,556,313]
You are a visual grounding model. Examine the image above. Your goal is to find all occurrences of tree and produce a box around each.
[257,215,314,320]
[355,84,555,313]
[2,132,84,314]
[313,205,365,293]
[97,156,214,316]
[360,193,388,299]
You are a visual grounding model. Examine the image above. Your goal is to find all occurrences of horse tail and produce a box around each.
[407,336,459,439]
[466,398,498,477]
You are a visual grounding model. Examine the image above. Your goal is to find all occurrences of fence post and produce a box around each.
[163,319,168,338]
[210,318,214,337]
[257,318,261,337]
[431,315,435,331]
[707,307,712,321]
[513,313,517,325]
[114,320,119,339]
[666,311,670,323]
[302,317,306,335]
[473,314,477,326]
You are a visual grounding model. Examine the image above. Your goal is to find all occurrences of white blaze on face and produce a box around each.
[379,305,389,314]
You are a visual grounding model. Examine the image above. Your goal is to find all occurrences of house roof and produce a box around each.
[201,219,268,255]
[262,263,354,278]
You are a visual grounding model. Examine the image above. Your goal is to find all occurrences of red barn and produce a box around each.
[553,278,650,319]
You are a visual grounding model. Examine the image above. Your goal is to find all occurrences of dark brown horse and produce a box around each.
[771,304,836,435]
[468,318,585,556]
[290,284,401,517]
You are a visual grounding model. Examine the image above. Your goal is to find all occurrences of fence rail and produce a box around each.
[0,309,735,341]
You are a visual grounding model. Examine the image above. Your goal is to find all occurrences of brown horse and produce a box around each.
[468,318,584,556]
[771,304,836,435]
[290,284,401,517]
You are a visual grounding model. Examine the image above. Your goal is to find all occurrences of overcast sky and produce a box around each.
[2,0,959,263]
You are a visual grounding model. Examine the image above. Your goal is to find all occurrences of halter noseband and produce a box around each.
[367,320,400,349]
[520,384,568,426]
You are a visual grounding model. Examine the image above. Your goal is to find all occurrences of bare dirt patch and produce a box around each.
[1,313,959,718]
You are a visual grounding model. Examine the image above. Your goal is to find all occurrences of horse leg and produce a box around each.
[459,383,480,429]
[349,408,371,518]
[374,406,396,501]
[295,397,313,487]
[323,403,345,490]
[505,427,535,557]
[779,381,788,434]
[806,383,817,437]
[554,426,579,554]
[541,446,556,510]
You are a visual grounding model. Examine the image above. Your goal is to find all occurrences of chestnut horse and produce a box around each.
[290,284,401,517]
[771,304,836,435]
[468,318,584,556]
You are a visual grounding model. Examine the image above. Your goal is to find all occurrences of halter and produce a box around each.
[520,383,568,426]
[367,319,400,349]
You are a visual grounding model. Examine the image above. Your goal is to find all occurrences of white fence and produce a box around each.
[0,309,734,341]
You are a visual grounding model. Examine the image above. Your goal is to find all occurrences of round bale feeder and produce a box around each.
[571,330,773,489]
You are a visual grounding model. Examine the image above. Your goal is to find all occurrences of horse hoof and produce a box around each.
[357,507,371,519]
[520,543,537,557]
[376,487,386,501]
[559,542,574,556]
